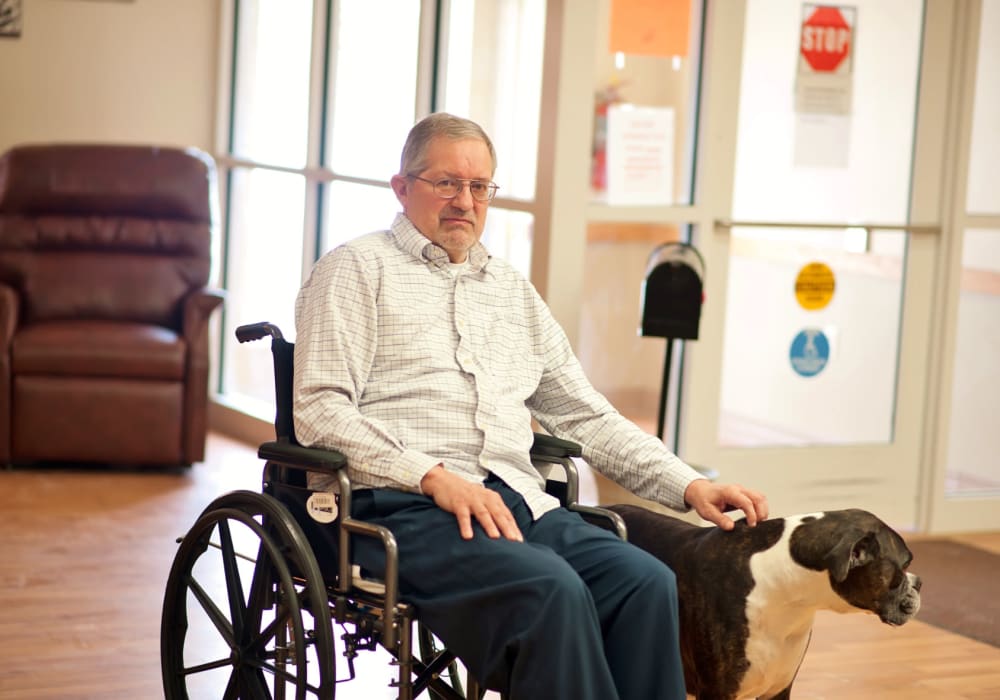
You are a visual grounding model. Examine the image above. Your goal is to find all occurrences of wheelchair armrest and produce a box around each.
[258,440,347,475]
[530,432,582,461]
[569,504,628,541]
[530,434,627,541]
[532,433,584,506]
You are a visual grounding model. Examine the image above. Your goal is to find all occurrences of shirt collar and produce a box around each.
[391,212,492,273]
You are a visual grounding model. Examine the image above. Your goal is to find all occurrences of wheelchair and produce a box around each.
[161,322,627,699]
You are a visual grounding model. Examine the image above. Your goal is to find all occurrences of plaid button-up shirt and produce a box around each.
[293,213,702,519]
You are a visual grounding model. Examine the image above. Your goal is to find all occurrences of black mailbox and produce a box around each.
[639,242,705,340]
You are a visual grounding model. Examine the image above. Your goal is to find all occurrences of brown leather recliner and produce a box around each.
[0,144,224,467]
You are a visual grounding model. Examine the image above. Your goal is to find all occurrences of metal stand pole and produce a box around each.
[656,338,675,441]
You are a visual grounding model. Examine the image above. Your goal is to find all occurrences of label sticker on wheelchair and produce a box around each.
[306,492,338,523]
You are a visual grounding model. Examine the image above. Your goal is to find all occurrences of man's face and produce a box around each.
[391,136,493,263]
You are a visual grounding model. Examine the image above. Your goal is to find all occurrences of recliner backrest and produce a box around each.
[0,144,215,328]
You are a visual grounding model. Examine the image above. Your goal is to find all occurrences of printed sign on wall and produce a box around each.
[605,104,675,205]
[795,4,857,115]
[789,328,831,377]
[793,4,857,167]
[795,261,836,310]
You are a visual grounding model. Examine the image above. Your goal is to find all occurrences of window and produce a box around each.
[216,0,548,415]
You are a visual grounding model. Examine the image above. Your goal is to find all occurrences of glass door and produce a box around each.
[924,0,1000,532]
[684,0,959,528]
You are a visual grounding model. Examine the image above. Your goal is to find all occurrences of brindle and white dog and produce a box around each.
[607,506,922,700]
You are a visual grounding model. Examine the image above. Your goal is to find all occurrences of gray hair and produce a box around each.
[399,112,497,176]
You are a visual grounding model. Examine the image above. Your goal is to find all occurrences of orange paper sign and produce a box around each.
[609,0,691,57]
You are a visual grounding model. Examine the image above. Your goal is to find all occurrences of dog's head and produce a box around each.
[790,509,922,626]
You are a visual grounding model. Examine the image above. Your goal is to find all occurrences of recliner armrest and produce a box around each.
[181,287,225,340]
[0,283,15,463]
[0,283,18,349]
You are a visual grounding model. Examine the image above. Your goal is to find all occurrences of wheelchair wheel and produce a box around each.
[161,490,336,699]
[416,622,466,700]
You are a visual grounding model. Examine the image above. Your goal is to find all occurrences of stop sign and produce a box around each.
[800,6,851,72]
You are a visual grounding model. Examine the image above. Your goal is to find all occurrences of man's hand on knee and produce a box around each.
[420,465,524,542]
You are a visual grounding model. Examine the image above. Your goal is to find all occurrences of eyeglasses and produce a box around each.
[408,175,499,202]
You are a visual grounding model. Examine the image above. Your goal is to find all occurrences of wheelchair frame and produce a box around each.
[160,322,626,699]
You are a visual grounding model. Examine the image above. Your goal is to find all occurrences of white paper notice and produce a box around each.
[605,104,675,206]
[794,113,851,168]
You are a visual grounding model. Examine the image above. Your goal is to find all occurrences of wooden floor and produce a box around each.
[2,432,999,700]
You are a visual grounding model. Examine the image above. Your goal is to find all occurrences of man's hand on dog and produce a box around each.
[684,479,769,531]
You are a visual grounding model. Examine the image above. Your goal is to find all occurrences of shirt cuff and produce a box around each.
[665,459,710,511]
[388,448,443,493]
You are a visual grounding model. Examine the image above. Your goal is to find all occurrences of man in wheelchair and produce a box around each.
[292,113,769,700]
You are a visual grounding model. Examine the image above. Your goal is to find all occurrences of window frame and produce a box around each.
[210,0,556,415]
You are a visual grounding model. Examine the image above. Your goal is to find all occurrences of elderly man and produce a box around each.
[293,112,768,699]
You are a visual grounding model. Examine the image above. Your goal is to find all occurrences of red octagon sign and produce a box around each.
[800,6,851,72]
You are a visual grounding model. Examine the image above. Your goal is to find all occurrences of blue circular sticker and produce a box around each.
[789,328,830,377]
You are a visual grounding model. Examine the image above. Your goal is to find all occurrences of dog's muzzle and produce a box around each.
[882,572,922,625]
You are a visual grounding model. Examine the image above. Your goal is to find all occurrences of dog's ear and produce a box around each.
[829,532,878,582]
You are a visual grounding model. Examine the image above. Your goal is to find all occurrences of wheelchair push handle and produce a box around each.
[235,321,285,343]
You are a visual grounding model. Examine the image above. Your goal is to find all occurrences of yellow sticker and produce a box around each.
[795,262,835,310]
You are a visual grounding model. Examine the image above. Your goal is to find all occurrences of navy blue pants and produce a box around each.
[349,478,686,700]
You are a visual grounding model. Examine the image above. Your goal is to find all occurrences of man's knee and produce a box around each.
[620,548,679,610]
[532,557,597,616]
[643,557,677,596]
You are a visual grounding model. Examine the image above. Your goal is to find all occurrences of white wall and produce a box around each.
[0,0,220,153]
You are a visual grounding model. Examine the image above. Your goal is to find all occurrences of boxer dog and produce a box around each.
[607,505,922,700]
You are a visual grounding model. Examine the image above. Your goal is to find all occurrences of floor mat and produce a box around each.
[908,539,1000,648]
